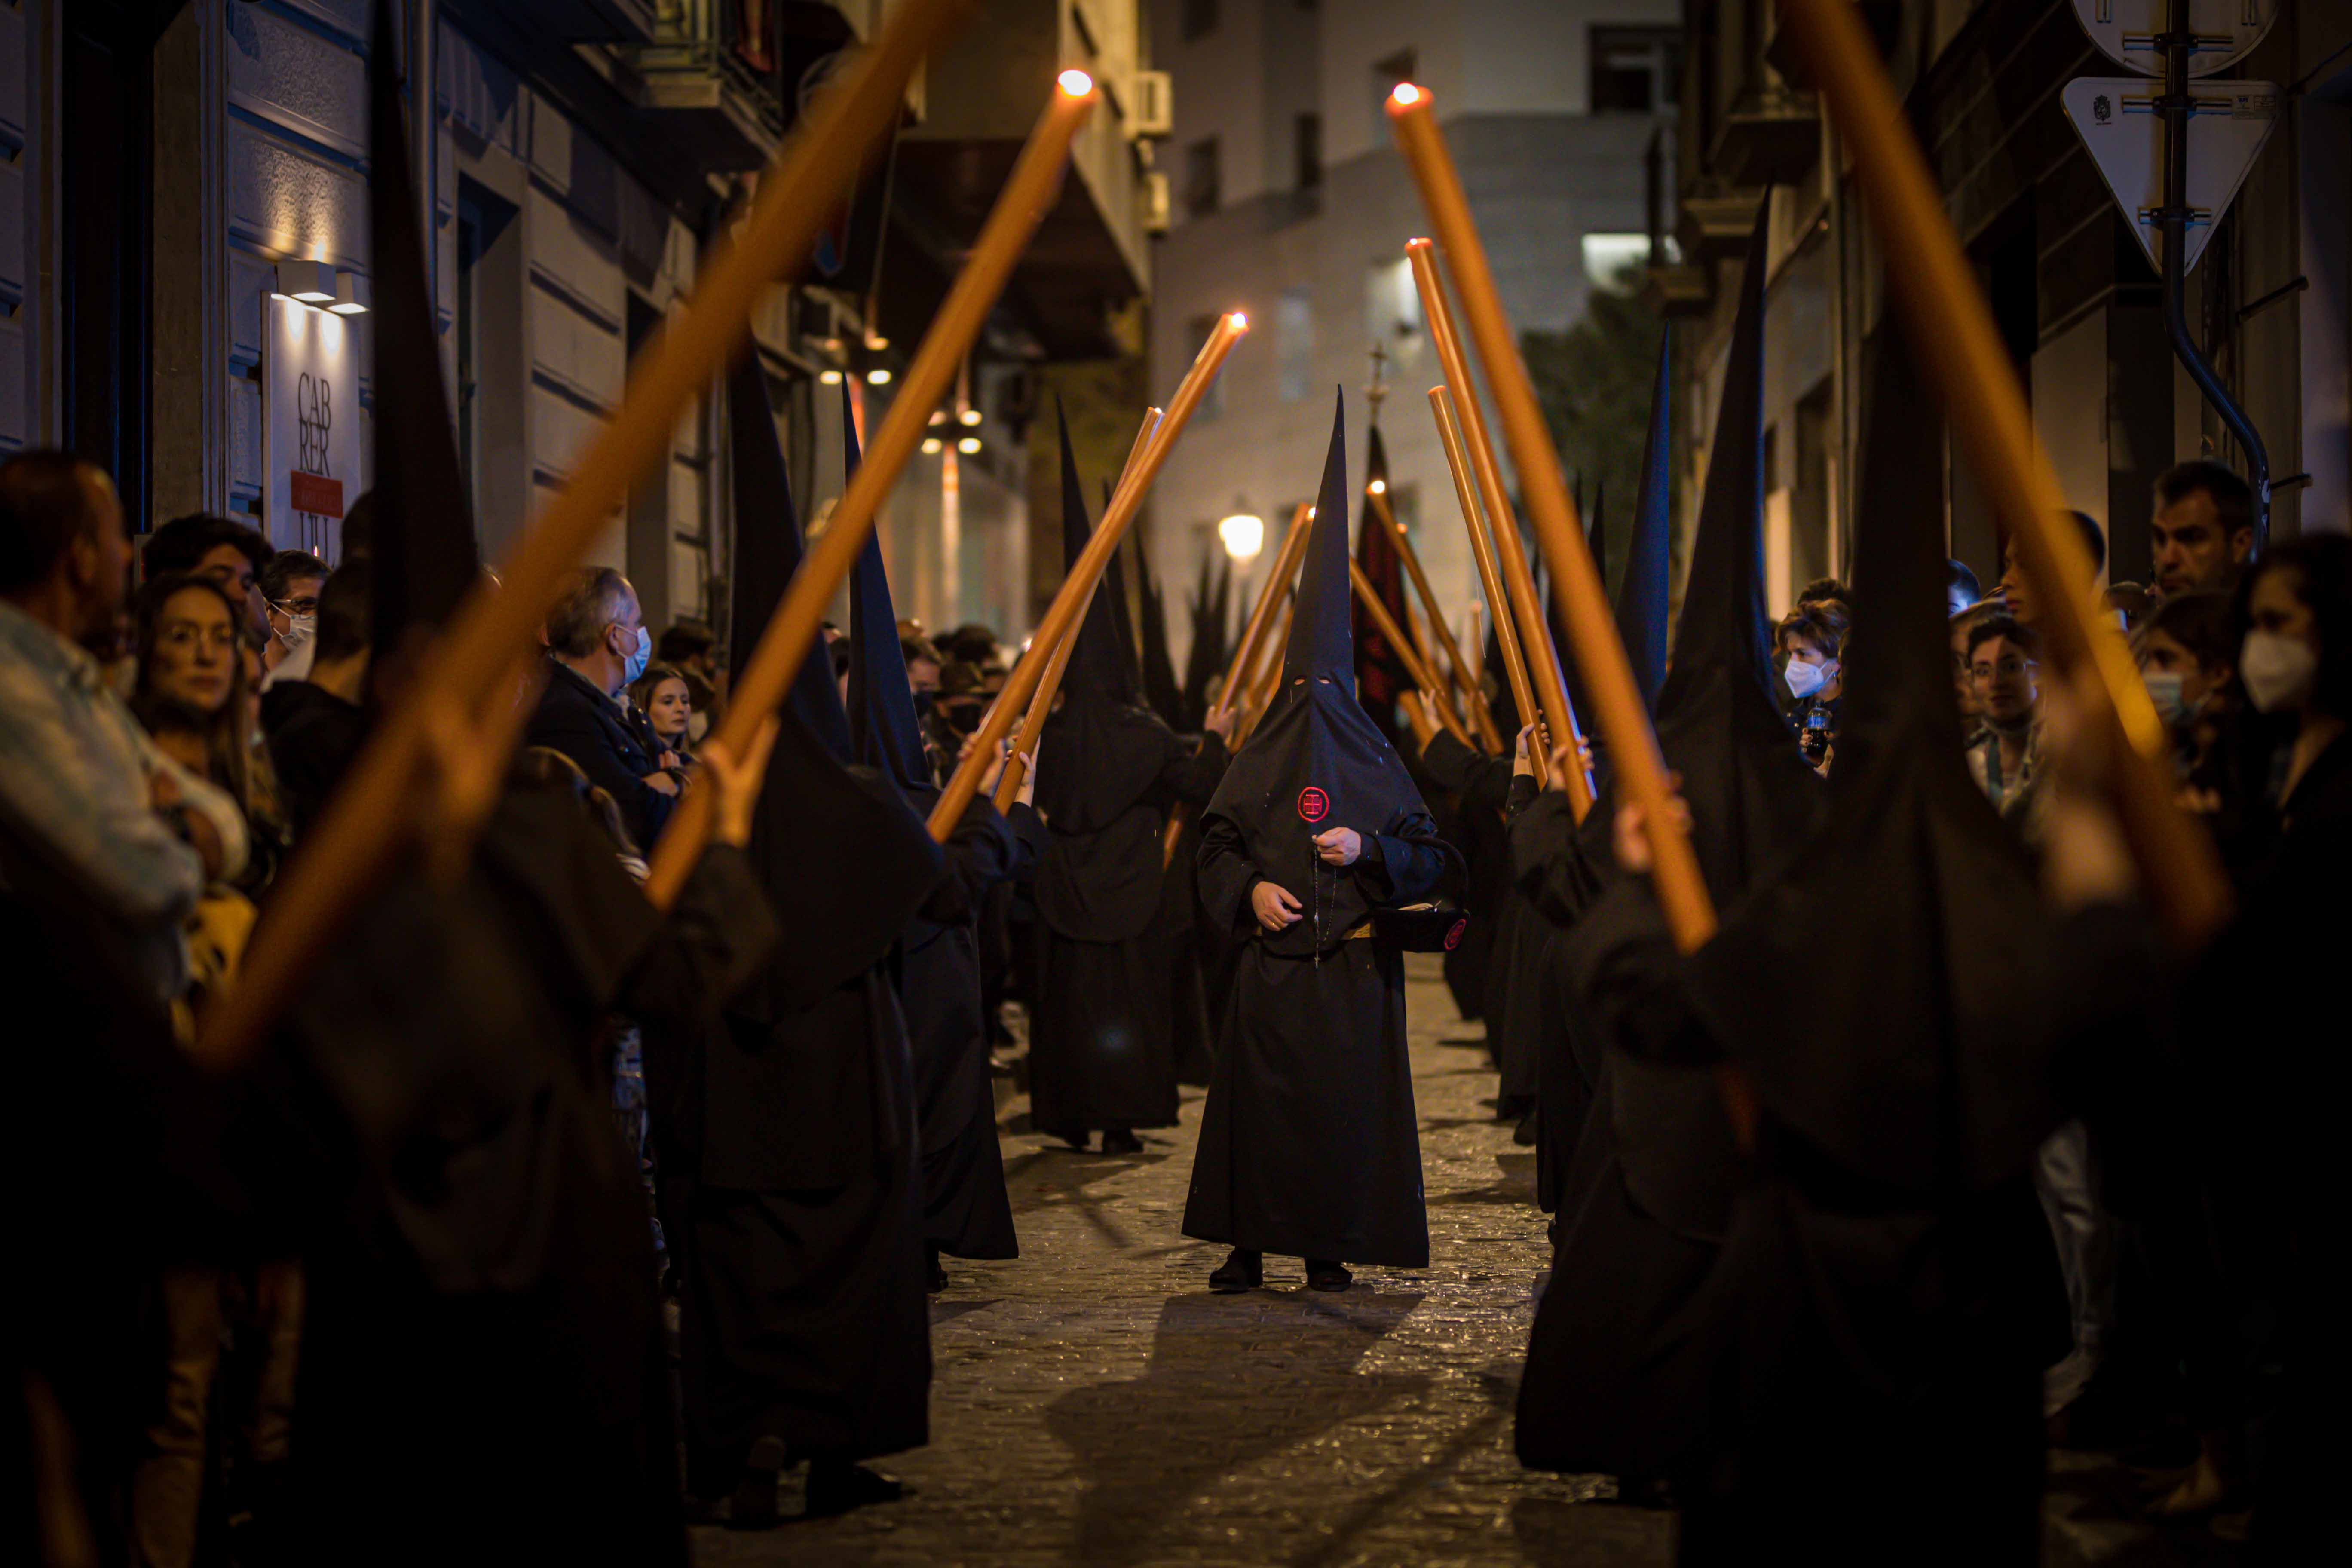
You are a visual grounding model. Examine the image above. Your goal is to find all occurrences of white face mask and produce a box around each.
[1783,657,1833,701]
[2141,671,2185,726]
[2239,630,2317,714]
[280,612,316,653]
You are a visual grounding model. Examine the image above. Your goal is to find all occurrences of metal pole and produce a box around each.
[2159,0,2270,551]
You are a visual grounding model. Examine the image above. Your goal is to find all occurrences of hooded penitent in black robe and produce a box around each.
[1516,213,1822,1482]
[1657,332,2088,1561]
[1028,408,1229,1137]
[662,355,945,1496]
[842,387,1035,1262]
[276,32,779,1559]
[1182,395,1461,1268]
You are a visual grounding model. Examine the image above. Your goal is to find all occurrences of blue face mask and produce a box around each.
[2141,671,2186,726]
[622,624,652,686]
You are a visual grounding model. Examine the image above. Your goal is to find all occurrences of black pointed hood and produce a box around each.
[1133,539,1185,726]
[1684,330,2057,1195]
[1617,337,1673,711]
[842,382,932,799]
[1205,389,1436,957]
[1351,422,1411,733]
[728,351,854,763]
[1180,552,1228,729]
[1635,201,1818,901]
[1031,401,1185,875]
[722,352,941,1020]
[1057,400,1139,702]
[1284,392,1355,684]
[366,5,479,669]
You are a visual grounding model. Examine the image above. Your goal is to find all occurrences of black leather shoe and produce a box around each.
[805,1459,904,1517]
[1208,1248,1263,1292]
[1100,1127,1144,1155]
[725,1435,788,1529]
[1306,1258,1353,1292]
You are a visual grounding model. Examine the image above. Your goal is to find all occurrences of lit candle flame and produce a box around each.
[1058,69,1094,98]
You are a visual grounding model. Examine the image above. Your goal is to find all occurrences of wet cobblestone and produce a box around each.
[693,956,1672,1565]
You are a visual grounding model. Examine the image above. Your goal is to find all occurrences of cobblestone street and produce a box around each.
[693,956,1673,1566]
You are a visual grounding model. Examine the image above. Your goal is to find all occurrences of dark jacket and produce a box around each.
[261,680,368,840]
[524,659,677,848]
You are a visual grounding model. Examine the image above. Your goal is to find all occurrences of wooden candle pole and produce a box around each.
[1431,386,1546,787]
[1776,0,2229,945]
[193,0,967,1069]
[1399,689,1439,748]
[1390,85,1709,946]
[1369,485,1501,751]
[1207,503,1313,724]
[1409,241,1592,811]
[929,311,1250,837]
[645,74,1100,903]
[1350,559,1473,747]
[993,407,1164,810]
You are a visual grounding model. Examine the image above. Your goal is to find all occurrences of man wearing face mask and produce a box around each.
[259,549,328,686]
[526,566,679,847]
[1776,599,1848,770]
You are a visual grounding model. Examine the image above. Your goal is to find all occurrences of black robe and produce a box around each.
[1028,722,1229,1132]
[1418,729,1516,1023]
[1182,810,1454,1266]
[282,780,776,1566]
[906,797,1041,1258]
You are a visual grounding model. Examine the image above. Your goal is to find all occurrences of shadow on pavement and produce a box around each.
[1045,1290,1429,1565]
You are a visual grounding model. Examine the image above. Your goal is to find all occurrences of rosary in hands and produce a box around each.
[1312,827,1361,866]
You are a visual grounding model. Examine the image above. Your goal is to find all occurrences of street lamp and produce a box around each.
[1218,508,1264,562]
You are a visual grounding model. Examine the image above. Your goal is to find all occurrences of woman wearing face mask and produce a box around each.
[2165,536,2352,1542]
[1775,599,1849,771]
[629,662,696,776]
[2131,591,2243,821]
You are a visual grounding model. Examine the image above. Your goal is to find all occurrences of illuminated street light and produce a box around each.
[1218,511,1265,561]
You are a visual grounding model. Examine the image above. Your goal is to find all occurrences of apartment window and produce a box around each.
[1183,136,1221,218]
[1590,27,1680,114]
[1276,288,1314,403]
[1182,0,1219,43]
[1364,256,1424,368]
[1372,47,1417,127]
[1294,113,1323,192]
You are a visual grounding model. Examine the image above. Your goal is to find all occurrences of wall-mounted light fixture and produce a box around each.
[818,368,843,386]
[328,271,368,315]
[956,435,982,455]
[958,407,982,427]
[273,258,336,304]
[866,368,892,386]
[921,437,943,455]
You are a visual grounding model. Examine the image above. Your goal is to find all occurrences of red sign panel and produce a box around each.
[288,471,345,518]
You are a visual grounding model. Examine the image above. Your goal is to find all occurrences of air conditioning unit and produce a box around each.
[1143,170,1171,235]
[1130,69,1173,138]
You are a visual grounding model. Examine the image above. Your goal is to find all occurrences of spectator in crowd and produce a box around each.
[903,632,945,713]
[1947,557,1984,618]
[261,559,374,837]
[2001,509,2105,629]
[2152,459,2256,600]
[1950,600,1996,725]
[1965,614,2042,819]
[656,616,724,740]
[0,452,246,1003]
[1776,598,1847,770]
[142,512,272,643]
[1795,576,1850,608]
[2136,589,2238,729]
[259,548,328,681]
[524,566,678,848]
[129,571,286,893]
[629,662,697,775]
[940,622,1001,668]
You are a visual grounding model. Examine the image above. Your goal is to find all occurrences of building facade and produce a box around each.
[1,0,1157,642]
[1657,0,2352,615]
[1143,0,1681,659]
